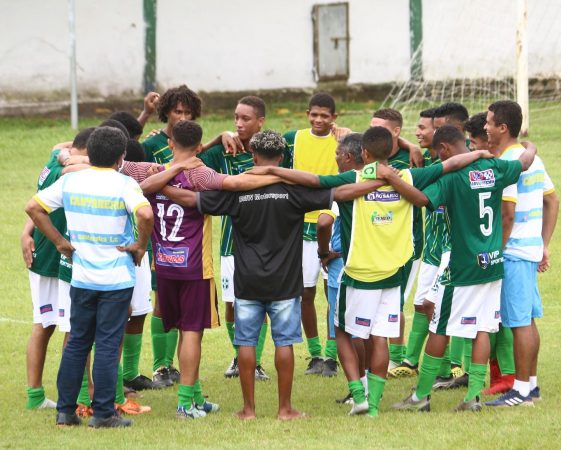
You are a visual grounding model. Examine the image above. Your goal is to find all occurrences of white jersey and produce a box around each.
[501,145,555,262]
[35,167,149,291]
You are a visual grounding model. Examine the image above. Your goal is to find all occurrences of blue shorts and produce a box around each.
[501,257,542,327]
[327,286,338,339]
[234,298,302,347]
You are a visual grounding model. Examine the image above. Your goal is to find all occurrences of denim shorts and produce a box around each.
[234,297,302,347]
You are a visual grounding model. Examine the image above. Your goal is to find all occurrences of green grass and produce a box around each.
[1,103,561,449]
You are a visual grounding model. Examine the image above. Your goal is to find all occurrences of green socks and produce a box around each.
[465,363,487,401]
[26,386,46,410]
[416,353,443,399]
[307,336,323,358]
[122,333,142,381]
[404,311,429,366]
[115,363,125,405]
[325,339,338,361]
[438,345,451,377]
[256,323,268,365]
[77,370,91,406]
[193,379,205,406]
[226,321,239,356]
[151,316,167,371]
[463,339,472,374]
[178,384,194,408]
[496,326,515,375]
[450,336,464,367]
[489,331,497,360]
[389,344,405,365]
[367,373,386,417]
[165,328,178,367]
[348,379,367,405]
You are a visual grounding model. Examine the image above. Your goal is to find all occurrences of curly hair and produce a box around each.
[157,85,202,123]
[465,112,488,140]
[249,130,286,159]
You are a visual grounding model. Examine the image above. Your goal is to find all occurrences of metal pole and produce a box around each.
[68,0,78,129]
[143,0,157,94]
[516,0,529,136]
[409,0,423,81]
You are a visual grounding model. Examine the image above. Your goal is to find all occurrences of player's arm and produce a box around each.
[441,149,494,174]
[137,91,160,127]
[61,153,89,167]
[540,190,559,272]
[117,205,154,266]
[501,201,515,249]
[51,141,73,152]
[140,158,203,194]
[317,212,339,272]
[375,164,428,207]
[248,166,321,187]
[398,137,424,168]
[333,180,387,202]
[21,218,35,268]
[222,173,284,191]
[161,186,197,208]
[517,142,537,171]
[62,163,90,174]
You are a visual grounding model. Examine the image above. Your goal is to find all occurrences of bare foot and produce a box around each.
[277,408,307,421]
[235,409,257,420]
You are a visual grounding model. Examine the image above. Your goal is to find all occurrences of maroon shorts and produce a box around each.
[156,276,219,332]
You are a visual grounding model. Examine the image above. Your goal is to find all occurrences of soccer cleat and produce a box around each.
[529,386,542,401]
[336,392,353,404]
[75,403,94,418]
[224,357,239,378]
[451,365,464,378]
[124,374,166,391]
[177,404,207,420]
[168,366,180,383]
[89,414,133,428]
[448,373,469,389]
[387,360,399,373]
[432,376,456,390]
[388,361,418,379]
[322,358,338,377]
[482,374,514,395]
[305,357,324,375]
[485,389,534,408]
[392,393,430,412]
[195,400,220,414]
[255,365,270,381]
[56,412,82,427]
[453,396,482,412]
[348,400,369,415]
[38,398,57,409]
[153,367,174,387]
[116,398,151,415]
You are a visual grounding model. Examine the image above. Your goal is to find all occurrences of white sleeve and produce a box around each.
[34,176,65,212]
[122,178,150,214]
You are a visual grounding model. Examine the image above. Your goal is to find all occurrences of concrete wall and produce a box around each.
[0,0,559,104]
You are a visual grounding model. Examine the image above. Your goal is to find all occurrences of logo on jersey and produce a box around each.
[156,245,189,267]
[40,304,53,314]
[371,211,393,225]
[364,191,400,202]
[461,316,477,325]
[477,250,503,269]
[494,310,501,319]
[388,314,399,323]
[355,317,371,327]
[222,277,229,291]
[58,309,65,317]
[469,169,495,189]
[435,205,445,214]
[38,166,51,186]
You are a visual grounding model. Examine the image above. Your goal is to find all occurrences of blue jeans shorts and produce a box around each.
[234,297,302,347]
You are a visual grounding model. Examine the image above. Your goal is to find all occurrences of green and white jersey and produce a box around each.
[389,148,424,259]
[423,158,523,287]
[319,162,442,289]
[58,232,72,283]
[142,131,172,164]
[422,155,451,266]
[30,151,66,277]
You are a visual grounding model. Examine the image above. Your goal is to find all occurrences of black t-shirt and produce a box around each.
[198,183,333,301]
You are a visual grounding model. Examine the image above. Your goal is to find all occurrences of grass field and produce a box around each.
[1,102,561,449]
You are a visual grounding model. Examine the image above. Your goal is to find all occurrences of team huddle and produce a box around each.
[23,85,558,427]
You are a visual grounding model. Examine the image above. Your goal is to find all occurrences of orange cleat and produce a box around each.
[75,403,94,417]
[116,398,151,415]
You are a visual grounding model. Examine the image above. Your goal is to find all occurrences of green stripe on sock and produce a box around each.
[497,325,515,375]
[348,379,366,405]
[165,328,178,367]
[325,339,338,361]
[193,379,205,406]
[416,353,443,399]
[115,363,125,405]
[489,331,498,360]
[367,373,386,417]
[465,363,487,401]
[226,321,239,356]
[178,384,194,408]
[256,323,268,365]
[77,370,91,406]
[307,336,322,358]
[123,333,142,381]
[26,386,45,410]
[151,316,167,372]
[404,311,429,366]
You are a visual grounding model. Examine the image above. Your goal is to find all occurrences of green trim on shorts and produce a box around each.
[436,285,454,335]
[338,284,347,330]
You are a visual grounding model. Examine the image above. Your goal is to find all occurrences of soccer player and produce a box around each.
[484,100,559,407]
[199,96,273,380]
[392,125,536,412]
[26,126,154,428]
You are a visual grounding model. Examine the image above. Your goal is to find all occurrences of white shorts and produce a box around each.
[335,284,400,339]
[429,280,502,339]
[220,255,235,303]
[57,280,71,332]
[413,262,439,306]
[29,271,59,328]
[302,240,326,287]
[403,258,421,302]
[425,252,451,305]
[131,254,153,316]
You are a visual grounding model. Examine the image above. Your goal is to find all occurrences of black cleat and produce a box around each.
[124,374,166,391]
[89,414,133,428]
[56,412,82,427]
